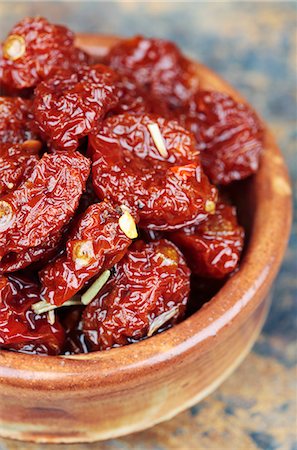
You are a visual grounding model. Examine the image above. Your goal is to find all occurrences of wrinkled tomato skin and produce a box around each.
[109,76,170,117]
[0,151,90,261]
[169,200,244,278]
[0,97,37,143]
[0,16,89,92]
[33,64,120,151]
[0,142,39,196]
[177,90,264,185]
[82,239,190,351]
[0,275,64,355]
[40,201,133,306]
[105,36,197,108]
[0,230,64,273]
[90,113,217,231]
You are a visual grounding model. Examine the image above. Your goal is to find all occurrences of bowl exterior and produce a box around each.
[0,295,270,443]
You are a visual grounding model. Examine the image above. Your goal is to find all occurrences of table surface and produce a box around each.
[0,2,296,450]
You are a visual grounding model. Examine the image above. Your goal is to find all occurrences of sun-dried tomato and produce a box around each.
[105,36,197,108]
[90,113,217,231]
[169,199,244,278]
[177,90,264,184]
[0,275,64,355]
[0,97,37,143]
[109,76,170,117]
[0,141,40,196]
[33,64,120,151]
[0,16,89,92]
[0,230,63,273]
[0,151,90,261]
[82,239,190,350]
[40,201,134,306]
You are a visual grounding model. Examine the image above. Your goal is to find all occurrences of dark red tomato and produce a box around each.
[0,230,63,273]
[0,141,40,196]
[33,64,120,151]
[0,151,90,261]
[40,201,134,306]
[0,97,37,143]
[0,275,64,355]
[82,239,190,351]
[177,90,264,184]
[169,199,244,278]
[0,16,89,92]
[110,76,170,117]
[105,36,198,108]
[89,113,217,231]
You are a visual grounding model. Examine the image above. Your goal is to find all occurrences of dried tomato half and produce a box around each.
[90,113,217,231]
[82,239,190,351]
[0,16,89,91]
[34,64,120,151]
[0,97,37,143]
[0,275,64,355]
[105,35,197,108]
[0,141,40,196]
[169,199,244,278]
[0,230,63,274]
[0,151,90,260]
[110,76,170,117]
[40,201,135,306]
[177,90,264,184]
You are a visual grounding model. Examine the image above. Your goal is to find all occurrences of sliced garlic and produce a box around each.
[0,200,14,232]
[120,204,131,214]
[205,200,216,214]
[72,240,95,269]
[119,210,138,239]
[147,306,180,337]
[3,34,26,61]
[81,270,111,305]
[148,122,169,158]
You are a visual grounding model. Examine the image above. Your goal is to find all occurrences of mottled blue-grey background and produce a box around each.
[0,2,296,450]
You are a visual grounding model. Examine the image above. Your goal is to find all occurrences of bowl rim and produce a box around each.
[0,34,292,388]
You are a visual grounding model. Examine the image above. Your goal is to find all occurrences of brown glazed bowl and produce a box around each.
[0,35,292,444]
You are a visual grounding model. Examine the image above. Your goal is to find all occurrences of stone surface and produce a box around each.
[0,2,296,449]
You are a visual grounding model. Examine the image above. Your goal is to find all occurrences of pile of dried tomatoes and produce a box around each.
[0,18,263,355]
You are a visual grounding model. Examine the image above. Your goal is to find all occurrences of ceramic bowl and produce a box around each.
[0,35,292,444]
